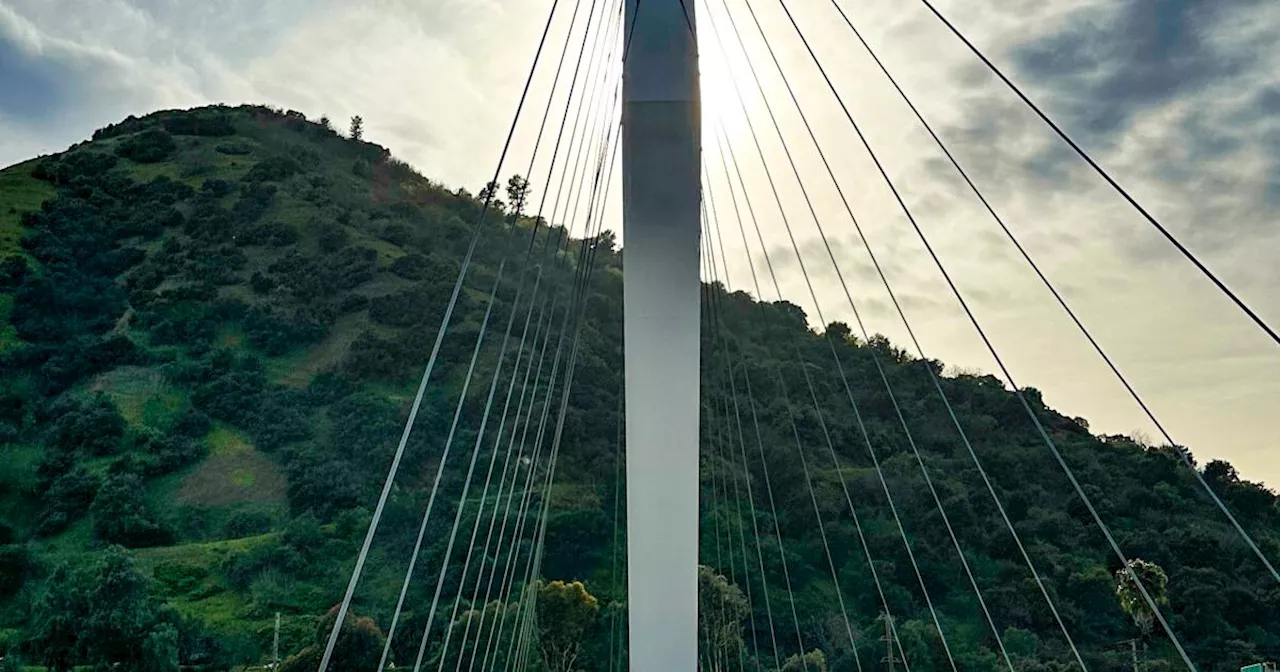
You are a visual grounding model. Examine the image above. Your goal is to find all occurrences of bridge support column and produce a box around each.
[622,0,700,670]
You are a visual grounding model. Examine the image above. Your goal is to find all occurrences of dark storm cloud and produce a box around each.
[920,0,1280,264]
[1008,0,1263,143]
[0,38,75,121]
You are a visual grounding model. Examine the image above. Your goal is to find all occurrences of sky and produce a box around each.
[1,0,1278,489]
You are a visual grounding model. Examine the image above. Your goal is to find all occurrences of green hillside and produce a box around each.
[0,105,1276,671]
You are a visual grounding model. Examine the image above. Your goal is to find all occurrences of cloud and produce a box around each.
[0,0,562,191]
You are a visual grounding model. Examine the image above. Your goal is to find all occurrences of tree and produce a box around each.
[29,548,162,670]
[279,605,386,672]
[698,565,749,672]
[91,472,172,547]
[478,180,505,213]
[1204,459,1239,492]
[506,174,531,216]
[782,649,828,672]
[1115,558,1169,636]
[139,623,179,672]
[536,580,599,672]
[81,547,158,666]
[319,115,333,132]
[349,115,364,141]
[27,565,85,672]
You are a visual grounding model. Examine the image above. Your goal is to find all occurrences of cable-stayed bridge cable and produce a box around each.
[714,0,1087,665]
[707,173,916,671]
[827,0,1280,591]
[712,238,813,671]
[708,1,1073,667]
[774,1,1198,667]
[480,100,622,672]
[699,198,867,672]
[702,172,784,672]
[720,0,1089,664]
[466,19,631,671]
[430,1,626,666]
[713,110,959,670]
[699,225,762,672]
[372,2,621,666]
[317,0,566,668]
[505,122,621,672]
[468,77,625,672]
[912,0,1280,350]
[373,0,604,666]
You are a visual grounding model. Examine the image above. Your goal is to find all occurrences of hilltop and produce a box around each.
[0,105,1276,671]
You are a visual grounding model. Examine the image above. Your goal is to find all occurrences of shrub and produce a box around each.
[115,129,177,164]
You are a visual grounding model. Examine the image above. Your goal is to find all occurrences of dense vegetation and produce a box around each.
[0,105,1275,671]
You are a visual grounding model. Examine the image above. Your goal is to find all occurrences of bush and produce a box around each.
[222,509,276,539]
[36,466,99,536]
[0,545,30,598]
[132,430,206,474]
[214,142,253,156]
[115,129,177,164]
[390,253,429,281]
[91,472,173,547]
[339,293,370,314]
[0,256,28,288]
[200,178,233,198]
[244,156,301,183]
[163,114,235,137]
[47,393,126,456]
[316,220,350,253]
[369,288,431,328]
[381,222,412,246]
[243,302,333,355]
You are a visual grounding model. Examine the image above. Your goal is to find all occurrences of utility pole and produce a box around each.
[622,0,701,669]
[273,612,281,670]
[880,612,899,672]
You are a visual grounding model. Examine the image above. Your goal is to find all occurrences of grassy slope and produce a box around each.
[0,107,563,672]
[0,161,54,353]
[0,110,443,639]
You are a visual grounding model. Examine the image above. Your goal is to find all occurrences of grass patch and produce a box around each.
[361,236,407,263]
[41,517,93,556]
[134,533,277,629]
[120,159,184,183]
[266,312,365,388]
[89,366,186,430]
[133,531,277,568]
[0,159,55,259]
[174,427,286,508]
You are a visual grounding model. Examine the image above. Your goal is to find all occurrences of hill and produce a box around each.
[0,104,1276,671]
